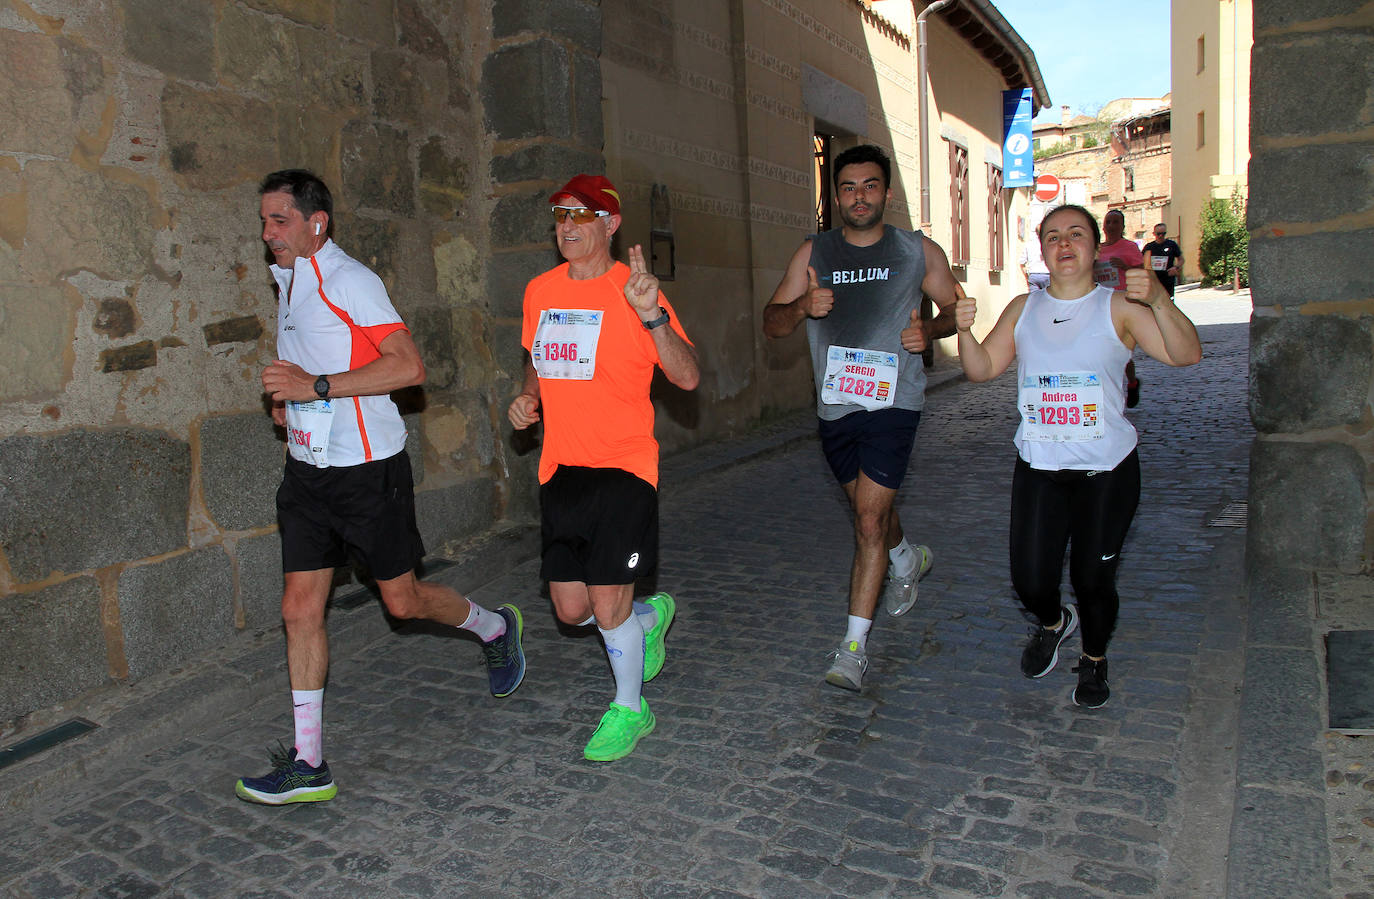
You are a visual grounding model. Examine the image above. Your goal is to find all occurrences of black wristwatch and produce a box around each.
[642,306,670,331]
[313,375,330,399]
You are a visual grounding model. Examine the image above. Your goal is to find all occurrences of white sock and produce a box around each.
[459,601,505,642]
[888,538,916,577]
[632,599,658,631]
[578,614,597,627]
[844,615,873,651]
[599,616,646,709]
[292,688,324,767]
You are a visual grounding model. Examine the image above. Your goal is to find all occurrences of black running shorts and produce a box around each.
[276,451,426,581]
[539,465,658,586]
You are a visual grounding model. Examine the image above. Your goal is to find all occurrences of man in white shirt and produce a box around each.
[235,169,526,805]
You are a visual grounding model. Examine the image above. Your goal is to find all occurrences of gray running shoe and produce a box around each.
[824,641,868,691]
[883,544,934,617]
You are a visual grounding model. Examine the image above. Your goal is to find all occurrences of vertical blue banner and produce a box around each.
[1002,88,1034,187]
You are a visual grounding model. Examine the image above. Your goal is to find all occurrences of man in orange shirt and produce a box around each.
[508,174,700,761]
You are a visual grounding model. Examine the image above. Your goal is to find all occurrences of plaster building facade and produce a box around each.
[0,1,1047,729]
[1031,105,1102,154]
[1171,0,1252,281]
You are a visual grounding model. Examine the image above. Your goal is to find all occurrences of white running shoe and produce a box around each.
[883,544,933,617]
[825,641,868,691]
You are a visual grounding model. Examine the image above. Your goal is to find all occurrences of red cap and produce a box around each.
[550,174,621,216]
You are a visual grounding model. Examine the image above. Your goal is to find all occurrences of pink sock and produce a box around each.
[292,689,324,767]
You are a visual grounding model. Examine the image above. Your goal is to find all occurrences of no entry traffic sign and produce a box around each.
[1034,173,1061,202]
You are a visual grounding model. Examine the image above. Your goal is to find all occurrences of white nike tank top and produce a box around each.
[1012,284,1137,471]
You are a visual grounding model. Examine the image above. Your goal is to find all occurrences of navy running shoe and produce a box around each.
[482,603,526,698]
[235,744,337,805]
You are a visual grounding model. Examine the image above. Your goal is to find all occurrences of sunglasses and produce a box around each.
[551,206,609,224]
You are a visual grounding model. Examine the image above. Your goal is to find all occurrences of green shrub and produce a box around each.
[1197,189,1249,287]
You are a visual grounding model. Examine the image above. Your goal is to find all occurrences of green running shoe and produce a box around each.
[583,698,656,762]
[641,592,676,682]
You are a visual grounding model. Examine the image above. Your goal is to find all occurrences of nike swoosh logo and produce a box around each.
[1100,553,1117,561]
[1052,318,1071,324]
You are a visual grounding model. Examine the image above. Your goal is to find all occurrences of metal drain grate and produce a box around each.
[0,718,99,771]
[1208,500,1248,528]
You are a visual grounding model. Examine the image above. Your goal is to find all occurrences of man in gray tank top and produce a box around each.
[764,144,964,691]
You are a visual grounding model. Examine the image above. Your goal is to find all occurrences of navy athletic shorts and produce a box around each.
[817,407,922,490]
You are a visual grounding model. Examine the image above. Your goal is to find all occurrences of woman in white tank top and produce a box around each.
[951,205,1202,709]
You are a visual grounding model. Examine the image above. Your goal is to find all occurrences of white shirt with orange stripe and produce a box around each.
[271,240,409,468]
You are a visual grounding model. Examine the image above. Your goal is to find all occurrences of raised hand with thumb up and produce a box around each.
[954,281,977,333]
[801,266,835,319]
[1124,251,1167,307]
[900,306,927,353]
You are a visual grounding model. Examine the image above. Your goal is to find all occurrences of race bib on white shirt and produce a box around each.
[821,345,898,411]
[286,399,335,467]
[532,309,603,380]
[1019,371,1104,442]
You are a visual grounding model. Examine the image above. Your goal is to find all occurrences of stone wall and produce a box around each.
[0,0,1061,732]
[1248,0,1373,573]
[484,0,607,517]
[0,0,510,727]
[1033,144,1114,223]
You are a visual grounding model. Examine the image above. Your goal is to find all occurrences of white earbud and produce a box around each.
[314,222,322,235]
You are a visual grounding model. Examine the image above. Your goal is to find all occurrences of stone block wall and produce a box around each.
[1248,0,1373,573]
[483,0,606,516]
[0,0,519,727]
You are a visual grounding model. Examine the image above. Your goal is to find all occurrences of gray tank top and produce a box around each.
[805,226,929,420]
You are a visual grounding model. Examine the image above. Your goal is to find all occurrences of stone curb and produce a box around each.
[1226,561,1331,897]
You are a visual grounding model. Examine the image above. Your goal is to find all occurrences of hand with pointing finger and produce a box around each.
[900,307,928,353]
[801,266,835,319]
[624,244,660,315]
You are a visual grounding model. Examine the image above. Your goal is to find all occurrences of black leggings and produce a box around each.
[1009,450,1140,657]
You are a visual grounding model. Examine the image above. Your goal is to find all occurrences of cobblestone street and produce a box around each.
[4,292,1355,898]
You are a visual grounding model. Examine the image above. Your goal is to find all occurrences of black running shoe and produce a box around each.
[235,744,336,805]
[1020,605,1079,678]
[1072,656,1110,708]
